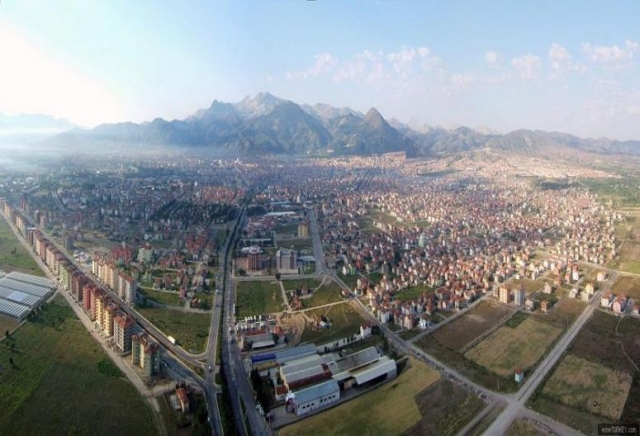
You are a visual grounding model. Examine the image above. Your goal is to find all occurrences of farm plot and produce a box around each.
[465,317,562,377]
[541,354,632,420]
[530,310,640,432]
[280,357,441,436]
[404,378,485,436]
[432,300,515,351]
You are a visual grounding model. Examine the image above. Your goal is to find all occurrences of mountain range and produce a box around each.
[41,93,640,157]
[0,112,77,143]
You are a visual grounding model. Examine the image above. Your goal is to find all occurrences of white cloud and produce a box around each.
[549,43,569,67]
[0,26,122,127]
[511,54,541,80]
[448,73,475,92]
[387,47,418,79]
[333,46,440,86]
[286,53,338,80]
[485,51,498,65]
[548,43,587,76]
[581,40,639,68]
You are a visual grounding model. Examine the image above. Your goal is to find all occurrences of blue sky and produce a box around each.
[1,0,640,139]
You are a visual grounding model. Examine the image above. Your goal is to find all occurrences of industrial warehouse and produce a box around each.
[250,344,397,419]
[0,271,55,320]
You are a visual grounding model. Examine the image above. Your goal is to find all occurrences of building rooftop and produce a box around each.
[292,379,339,405]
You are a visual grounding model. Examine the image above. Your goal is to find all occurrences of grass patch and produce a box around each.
[281,278,321,292]
[610,275,640,300]
[306,280,344,308]
[97,357,124,377]
[136,307,211,353]
[337,273,359,289]
[138,286,183,306]
[236,281,284,317]
[505,311,530,328]
[432,301,514,352]
[393,284,433,302]
[277,238,312,251]
[301,302,365,344]
[280,357,441,436]
[0,316,19,337]
[465,317,562,377]
[505,419,546,436]
[541,354,632,420]
[0,297,157,435]
[404,377,485,436]
[0,216,43,275]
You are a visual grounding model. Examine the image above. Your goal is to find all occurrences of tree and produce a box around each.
[4,330,9,339]
[9,357,14,368]
[275,273,281,281]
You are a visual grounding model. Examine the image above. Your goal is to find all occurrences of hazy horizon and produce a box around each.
[2,1,640,141]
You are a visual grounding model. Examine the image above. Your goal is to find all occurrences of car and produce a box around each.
[208,365,213,372]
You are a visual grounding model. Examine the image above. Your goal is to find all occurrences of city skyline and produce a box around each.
[1,1,640,140]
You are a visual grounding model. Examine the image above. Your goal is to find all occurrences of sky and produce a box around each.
[1,0,640,140]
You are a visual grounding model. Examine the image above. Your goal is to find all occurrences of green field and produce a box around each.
[393,284,434,302]
[0,296,157,435]
[337,272,359,289]
[307,280,344,307]
[136,307,211,353]
[235,281,284,318]
[277,238,312,250]
[465,317,562,377]
[138,286,183,306]
[280,357,441,436]
[0,217,42,276]
[0,316,19,337]
[301,302,365,344]
[541,354,632,420]
[281,278,321,293]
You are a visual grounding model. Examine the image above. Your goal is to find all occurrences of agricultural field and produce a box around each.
[0,297,157,435]
[610,275,640,300]
[530,310,640,433]
[404,378,485,436]
[306,280,344,307]
[432,300,515,352]
[280,357,441,436]
[465,317,562,377]
[136,307,211,353]
[235,280,284,317]
[138,286,183,306]
[300,302,365,344]
[541,354,632,420]
[539,297,586,330]
[0,217,42,276]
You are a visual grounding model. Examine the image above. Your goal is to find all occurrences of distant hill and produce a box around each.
[0,112,77,143]
[42,93,640,157]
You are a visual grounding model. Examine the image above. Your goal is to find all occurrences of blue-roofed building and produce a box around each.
[287,379,340,416]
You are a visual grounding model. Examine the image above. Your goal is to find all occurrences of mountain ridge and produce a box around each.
[41,93,640,157]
